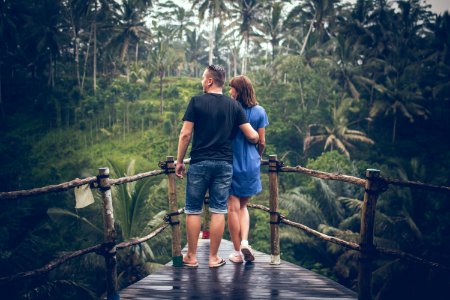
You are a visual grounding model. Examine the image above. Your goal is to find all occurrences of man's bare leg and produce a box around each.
[209,212,225,266]
[184,214,201,265]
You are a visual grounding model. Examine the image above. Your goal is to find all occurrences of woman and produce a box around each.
[227,75,269,263]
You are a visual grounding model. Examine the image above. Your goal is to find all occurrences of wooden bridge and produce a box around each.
[1,155,449,300]
[120,239,357,299]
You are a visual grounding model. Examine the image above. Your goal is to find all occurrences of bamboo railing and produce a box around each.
[1,155,449,300]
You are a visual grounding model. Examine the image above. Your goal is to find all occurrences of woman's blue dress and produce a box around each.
[230,105,269,197]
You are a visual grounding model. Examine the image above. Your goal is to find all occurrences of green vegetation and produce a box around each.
[1,0,449,299]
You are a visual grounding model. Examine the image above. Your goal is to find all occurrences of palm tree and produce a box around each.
[285,0,339,56]
[192,0,231,65]
[426,12,450,101]
[369,91,430,144]
[230,0,262,74]
[260,2,285,63]
[158,1,196,40]
[148,26,180,115]
[185,29,208,77]
[0,0,22,118]
[332,34,366,101]
[108,160,168,262]
[104,0,153,82]
[304,99,374,158]
[20,0,62,88]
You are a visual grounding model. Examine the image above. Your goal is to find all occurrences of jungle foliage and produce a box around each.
[0,0,449,299]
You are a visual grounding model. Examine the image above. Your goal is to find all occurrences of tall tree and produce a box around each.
[192,0,231,65]
[230,0,262,74]
[304,99,374,158]
[105,0,153,81]
[185,29,208,77]
[363,0,432,143]
[149,25,178,115]
[285,0,339,56]
[261,2,285,63]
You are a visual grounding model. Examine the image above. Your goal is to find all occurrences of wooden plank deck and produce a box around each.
[120,239,357,299]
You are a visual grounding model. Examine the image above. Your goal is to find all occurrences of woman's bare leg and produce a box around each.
[239,197,251,242]
[227,195,241,251]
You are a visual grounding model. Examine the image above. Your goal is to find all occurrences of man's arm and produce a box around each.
[257,127,266,156]
[239,123,259,144]
[175,121,194,179]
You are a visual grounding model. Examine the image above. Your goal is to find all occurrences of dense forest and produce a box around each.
[0,0,449,299]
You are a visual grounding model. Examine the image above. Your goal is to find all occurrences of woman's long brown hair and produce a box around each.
[229,75,258,108]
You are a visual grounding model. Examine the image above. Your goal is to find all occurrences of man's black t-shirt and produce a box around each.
[182,93,248,164]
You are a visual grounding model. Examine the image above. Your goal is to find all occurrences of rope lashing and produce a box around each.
[94,242,116,256]
[269,211,284,224]
[97,174,111,191]
[164,211,181,226]
[158,160,175,174]
[268,159,284,173]
[364,177,388,195]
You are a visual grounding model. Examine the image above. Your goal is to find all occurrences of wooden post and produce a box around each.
[98,167,119,300]
[358,169,382,300]
[201,191,210,239]
[269,155,281,265]
[166,156,182,267]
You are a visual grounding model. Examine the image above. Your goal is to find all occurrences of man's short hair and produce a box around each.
[206,65,226,87]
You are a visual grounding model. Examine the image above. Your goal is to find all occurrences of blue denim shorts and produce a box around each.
[185,160,233,214]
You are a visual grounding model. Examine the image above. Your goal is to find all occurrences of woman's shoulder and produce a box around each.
[252,105,267,114]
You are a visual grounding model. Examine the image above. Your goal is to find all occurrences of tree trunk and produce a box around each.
[233,52,237,77]
[48,54,54,87]
[0,65,4,118]
[208,17,214,65]
[271,37,276,62]
[126,102,130,134]
[135,43,139,64]
[70,12,81,91]
[300,19,314,56]
[159,70,164,115]
[392,114,397,144]
[93,0,98,95]
[81,25,93,93]
[243,34,249,75]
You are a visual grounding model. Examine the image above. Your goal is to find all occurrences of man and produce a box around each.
[175,65,259,268]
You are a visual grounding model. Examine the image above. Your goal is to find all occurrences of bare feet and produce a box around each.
[209,256,226,268]
[183,255,198,268]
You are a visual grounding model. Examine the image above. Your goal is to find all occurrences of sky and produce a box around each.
[424,0,450,14]
[173,0,450,15]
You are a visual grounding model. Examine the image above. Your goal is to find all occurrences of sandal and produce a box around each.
[209,258,226,268]
[183,261,199,268]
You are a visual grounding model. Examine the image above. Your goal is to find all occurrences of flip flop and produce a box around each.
[209,258,226,268]
[183,261,199,268]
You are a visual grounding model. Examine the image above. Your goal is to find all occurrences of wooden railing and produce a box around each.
[0,155,449,300]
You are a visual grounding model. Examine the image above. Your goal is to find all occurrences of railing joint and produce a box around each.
[269,211,284,224]
[158,160,175,174]
[164,211,182,226]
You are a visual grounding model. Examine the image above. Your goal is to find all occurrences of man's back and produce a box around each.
[183,93,247,164]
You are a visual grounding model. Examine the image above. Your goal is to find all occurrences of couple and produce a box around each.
[175,65,269,268]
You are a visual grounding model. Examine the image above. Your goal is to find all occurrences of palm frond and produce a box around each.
[21,280,97,300]
[47,208,103,235]
[338,197,362,213]
[279,187,326,228]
